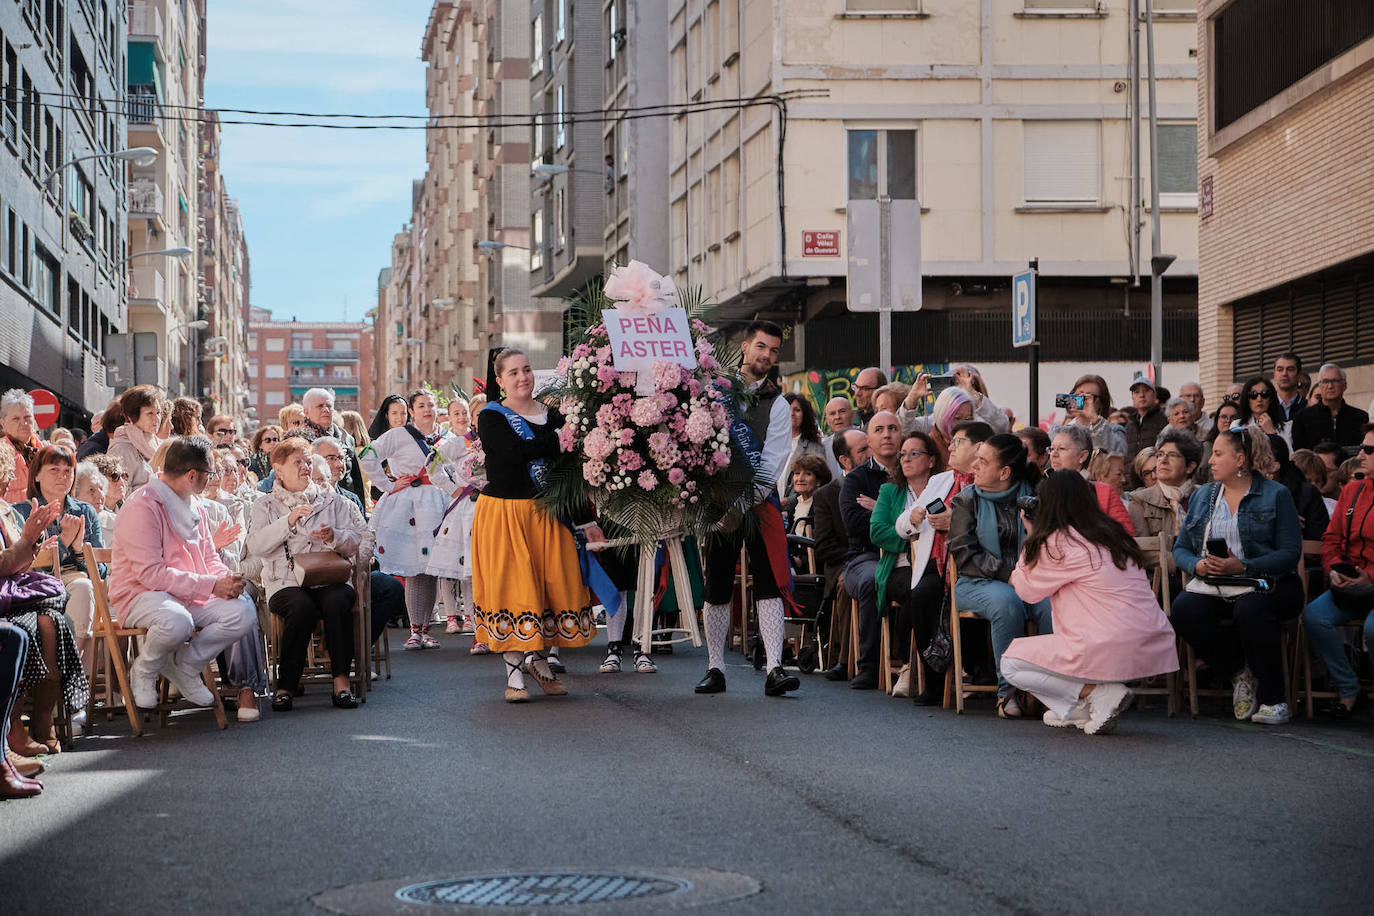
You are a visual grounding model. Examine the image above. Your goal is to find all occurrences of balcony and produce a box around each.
[129,180,163,216]
[127,88,160,125]
[129,267,166,310]
[290,348,359,361]
[129,3,164,42]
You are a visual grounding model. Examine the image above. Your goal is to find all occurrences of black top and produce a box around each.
[839,458,890,560]
[477,405,565,501]
[1291,401,1370,451]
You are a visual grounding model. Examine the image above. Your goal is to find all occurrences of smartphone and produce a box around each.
[1054,393,1086,410]
[927,375,956,396]
[1331,561,1360,578]
[1206,538,1230,558]
[925,498,947,515]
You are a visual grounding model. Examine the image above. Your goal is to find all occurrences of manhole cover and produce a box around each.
[397,872,689,907]
[312,867,760,913]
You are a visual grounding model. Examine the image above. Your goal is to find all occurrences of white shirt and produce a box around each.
[753,381,793,505]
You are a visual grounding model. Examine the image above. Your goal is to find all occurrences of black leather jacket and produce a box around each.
[948,486,1025,583]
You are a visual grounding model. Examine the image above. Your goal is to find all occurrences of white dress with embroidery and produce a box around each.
[425,432,481,580]
[358,426,462,577]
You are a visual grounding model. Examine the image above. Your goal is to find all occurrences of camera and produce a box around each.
[927,374,956,396]
[1054,393,1086,410]
[1016,495,1039,519]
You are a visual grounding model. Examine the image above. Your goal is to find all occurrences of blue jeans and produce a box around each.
[1,621,28,728]
[953,576,1052,696]
[1302,590,1374,700]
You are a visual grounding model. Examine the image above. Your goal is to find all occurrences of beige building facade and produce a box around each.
[670,0,1200,417]
[197,112,251,420]
[1196,0,1374,408]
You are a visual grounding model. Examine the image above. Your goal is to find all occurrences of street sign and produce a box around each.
[29,389,59,428]
[802,230,840,257]
[845,199,922,313]
[1012,269,1036,348]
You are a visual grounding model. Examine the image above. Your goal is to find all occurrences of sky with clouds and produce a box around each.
[205,0,434,324]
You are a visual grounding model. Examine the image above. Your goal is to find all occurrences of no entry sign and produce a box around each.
[29,389,59,427]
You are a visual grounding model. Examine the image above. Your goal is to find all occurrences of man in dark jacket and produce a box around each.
[837,411,902,688]
[815,428,869,680]
[1291,363,1369,452]
[1125,377,1168,463]
[76,399,123,459]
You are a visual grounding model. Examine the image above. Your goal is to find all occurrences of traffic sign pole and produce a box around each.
[1012,260,1039,427]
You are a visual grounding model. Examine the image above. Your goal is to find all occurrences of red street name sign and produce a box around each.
[802,230,840,257]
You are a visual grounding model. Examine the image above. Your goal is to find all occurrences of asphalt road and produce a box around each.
[2,632,1371,915]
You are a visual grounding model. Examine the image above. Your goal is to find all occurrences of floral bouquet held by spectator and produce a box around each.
[540,261,756,544]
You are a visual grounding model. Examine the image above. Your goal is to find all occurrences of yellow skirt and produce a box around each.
[471,496,596,652]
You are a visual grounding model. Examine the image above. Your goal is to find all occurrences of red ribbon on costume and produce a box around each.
[755,498,802,618]
[390,469,433,494]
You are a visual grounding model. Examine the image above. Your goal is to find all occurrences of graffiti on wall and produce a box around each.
[782,364,951,416]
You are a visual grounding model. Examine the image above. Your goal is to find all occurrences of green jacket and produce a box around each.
[869,482,913,614]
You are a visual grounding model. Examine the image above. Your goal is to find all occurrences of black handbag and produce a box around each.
[921,589,954,674]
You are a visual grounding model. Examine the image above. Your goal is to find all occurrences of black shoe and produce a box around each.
[1321,692,1363,721]
[823,663,847,681]
[548,656,566,674]
[694,668,726,694]
[271,693,293,712]
[849,669,879,690]
[765,666,800,697]
[331,690,358,709]
[913,688,940,706]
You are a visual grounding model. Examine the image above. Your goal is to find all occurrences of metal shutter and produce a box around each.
[1023,121,1099,203]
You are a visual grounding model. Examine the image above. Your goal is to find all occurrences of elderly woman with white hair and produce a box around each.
[898,365,1011,439]
[0,390,41,505]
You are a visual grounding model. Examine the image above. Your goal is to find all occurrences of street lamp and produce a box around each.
[476,240,529,253]
[43,147,159,189]
[531,163,604,181]
[122,246,193,264]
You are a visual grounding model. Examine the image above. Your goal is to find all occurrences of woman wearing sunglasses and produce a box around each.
[1235,376,1292,450]
[248,426,283,483]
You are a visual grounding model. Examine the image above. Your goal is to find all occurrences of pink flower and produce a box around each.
[596,364,619,386]
[712,449,731,470]
[685,408,714,444]
[668,467,686,485]
[596,404,619,430]
[637,470,659,491]
[572,344,591,359]
[557,425,576,452]
[617,428,635,446]
[584,427,616,460]
[652,361,681,392]
[648,431,672,453]
[688,379,703,397]
[604,260,679,316]
[595,345,612,364]
[630,397,663,427]
[556,356,572,376]
[617,450,644,471]
[698,353,720,372]
[619,372,638,387]
[583,459,607,487]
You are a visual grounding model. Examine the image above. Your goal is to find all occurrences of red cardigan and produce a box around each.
[1095,481,1136,536]
[1322,479,1374,575]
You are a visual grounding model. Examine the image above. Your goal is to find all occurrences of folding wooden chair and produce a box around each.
[1291,539,1373,717]
[83,544,227,736]
[372,628,392,680]
[266,562,372,701]
[944,558,999,713]
[1130,531,1179,715]
[879,541,922,697]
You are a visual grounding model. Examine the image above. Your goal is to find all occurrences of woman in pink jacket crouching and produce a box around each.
[1003,470,1179,735]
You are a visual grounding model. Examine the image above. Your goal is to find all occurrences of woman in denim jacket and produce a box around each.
[1171,428,1303,725]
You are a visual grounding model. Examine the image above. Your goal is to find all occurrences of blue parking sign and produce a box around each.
[1012,269,1036,348]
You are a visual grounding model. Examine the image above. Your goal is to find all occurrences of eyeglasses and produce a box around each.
[899,450,929,460]
[1247,390,1270,400]
[213,427,237,436]
[195,467,224,480]
[1046,446,1080,454]
[1360,445,1374,456]
[1319,378,1344,386]
[854,384,877,392]
[1155,451,1185,461]
[322,454,345,463]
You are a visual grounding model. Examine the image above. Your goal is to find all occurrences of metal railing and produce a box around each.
[127,88,159,125]
[290,348,360,361]
[129,267,165,305]
[128,180,163,214]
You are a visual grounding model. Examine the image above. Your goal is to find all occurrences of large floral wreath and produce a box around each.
[538,262,757,544]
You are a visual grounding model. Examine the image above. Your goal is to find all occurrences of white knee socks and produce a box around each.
[757,597,785,671]
[606,592,629,644]
[703,601,731,671]
[504,651,526,690]
[405,574,438,631]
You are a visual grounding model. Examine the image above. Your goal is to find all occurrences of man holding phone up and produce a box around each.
[110,437,255,709]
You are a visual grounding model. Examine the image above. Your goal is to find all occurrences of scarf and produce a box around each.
[116,422,163,462]
[270,478,323,510]
[1158,482,1189,523]
[146,476,202,543]
[6,434,38,465]
[971,481,1032,560]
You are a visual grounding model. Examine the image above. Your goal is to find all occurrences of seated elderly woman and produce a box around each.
[1128,427,1201,545]
[1163,396,1197,436]
[74,461,113,545]
[783,453,830,532]
[0,389,42,504]
[107,384,166,493]
[1132,447,1158,492]
[15,446,104,682]
[1047,424,1135,535]
[1003,471,1179,734]
[1171,427,1303,725]
[247,439,367,712]
[0,444,88,758]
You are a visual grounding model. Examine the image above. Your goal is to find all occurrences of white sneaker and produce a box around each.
[1232,669,1258,721]
[130,666,159,709]
[1042,706,1089,729]
[70,708,88,737]
[1083,682,1134,735]
[164,661,215,708]
[237,702,260,723]
[633,652,658,674]
[1251,702,1290,725]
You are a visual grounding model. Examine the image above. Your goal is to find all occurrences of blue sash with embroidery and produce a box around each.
[489,404,620,616]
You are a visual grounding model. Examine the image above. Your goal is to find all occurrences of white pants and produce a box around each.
[124,590,256,683]
[1001,656,1093,720]
[61,570,95,674]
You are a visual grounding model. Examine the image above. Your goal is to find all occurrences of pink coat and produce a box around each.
[1006,530,1178,681]
[109,484,229,625]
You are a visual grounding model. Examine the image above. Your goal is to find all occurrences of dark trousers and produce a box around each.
[893,561,944,662]
[1170,575,1303,706]
[704,523,782,606]
[844,552,892,674]
[369,572,404,645]
[0,621,28,727]
[269,584,356,692]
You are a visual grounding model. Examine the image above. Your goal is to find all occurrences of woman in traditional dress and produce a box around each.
[358,390,463,650]
[472,348,599,702]
[429,399,482,636]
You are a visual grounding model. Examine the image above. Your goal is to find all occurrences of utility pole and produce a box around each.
[1145,0,1175,388]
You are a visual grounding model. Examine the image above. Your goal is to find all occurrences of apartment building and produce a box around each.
[247,307,375,423]
[198,111,250,419]
[123,0,203,397]
[669,0,1201,418]
[529,0,604,298]
[1196,1,1374,407]
[0,0,128,426]
[601,0,670,271]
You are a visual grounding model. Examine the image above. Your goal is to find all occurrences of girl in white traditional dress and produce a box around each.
[358,390,463,650]
[429,398,482,635]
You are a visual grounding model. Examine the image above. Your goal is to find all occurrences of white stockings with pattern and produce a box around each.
[703,601,731,671]
[606,592,629,644]
[757,597,785,671]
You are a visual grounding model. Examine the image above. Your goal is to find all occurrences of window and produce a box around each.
[1022,120,1100,204]
[554,189,566,249]
[531,213,544,271]
[332,338,354,351]
[846,128,917,200]
[265,391,286,406]
[847,0,922,8]
[1023,0,1097,9]
[1156,123,1197,205]
[265,365,285,379]
[608,4,616,62]
[247,333,258,349]
[248,361,258,378]
[34,245,58,315]
[555,85,565,149]
[722,0,740,62]
[556,0,565,44]
[265,338,285,352]
[532,14,543,75]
